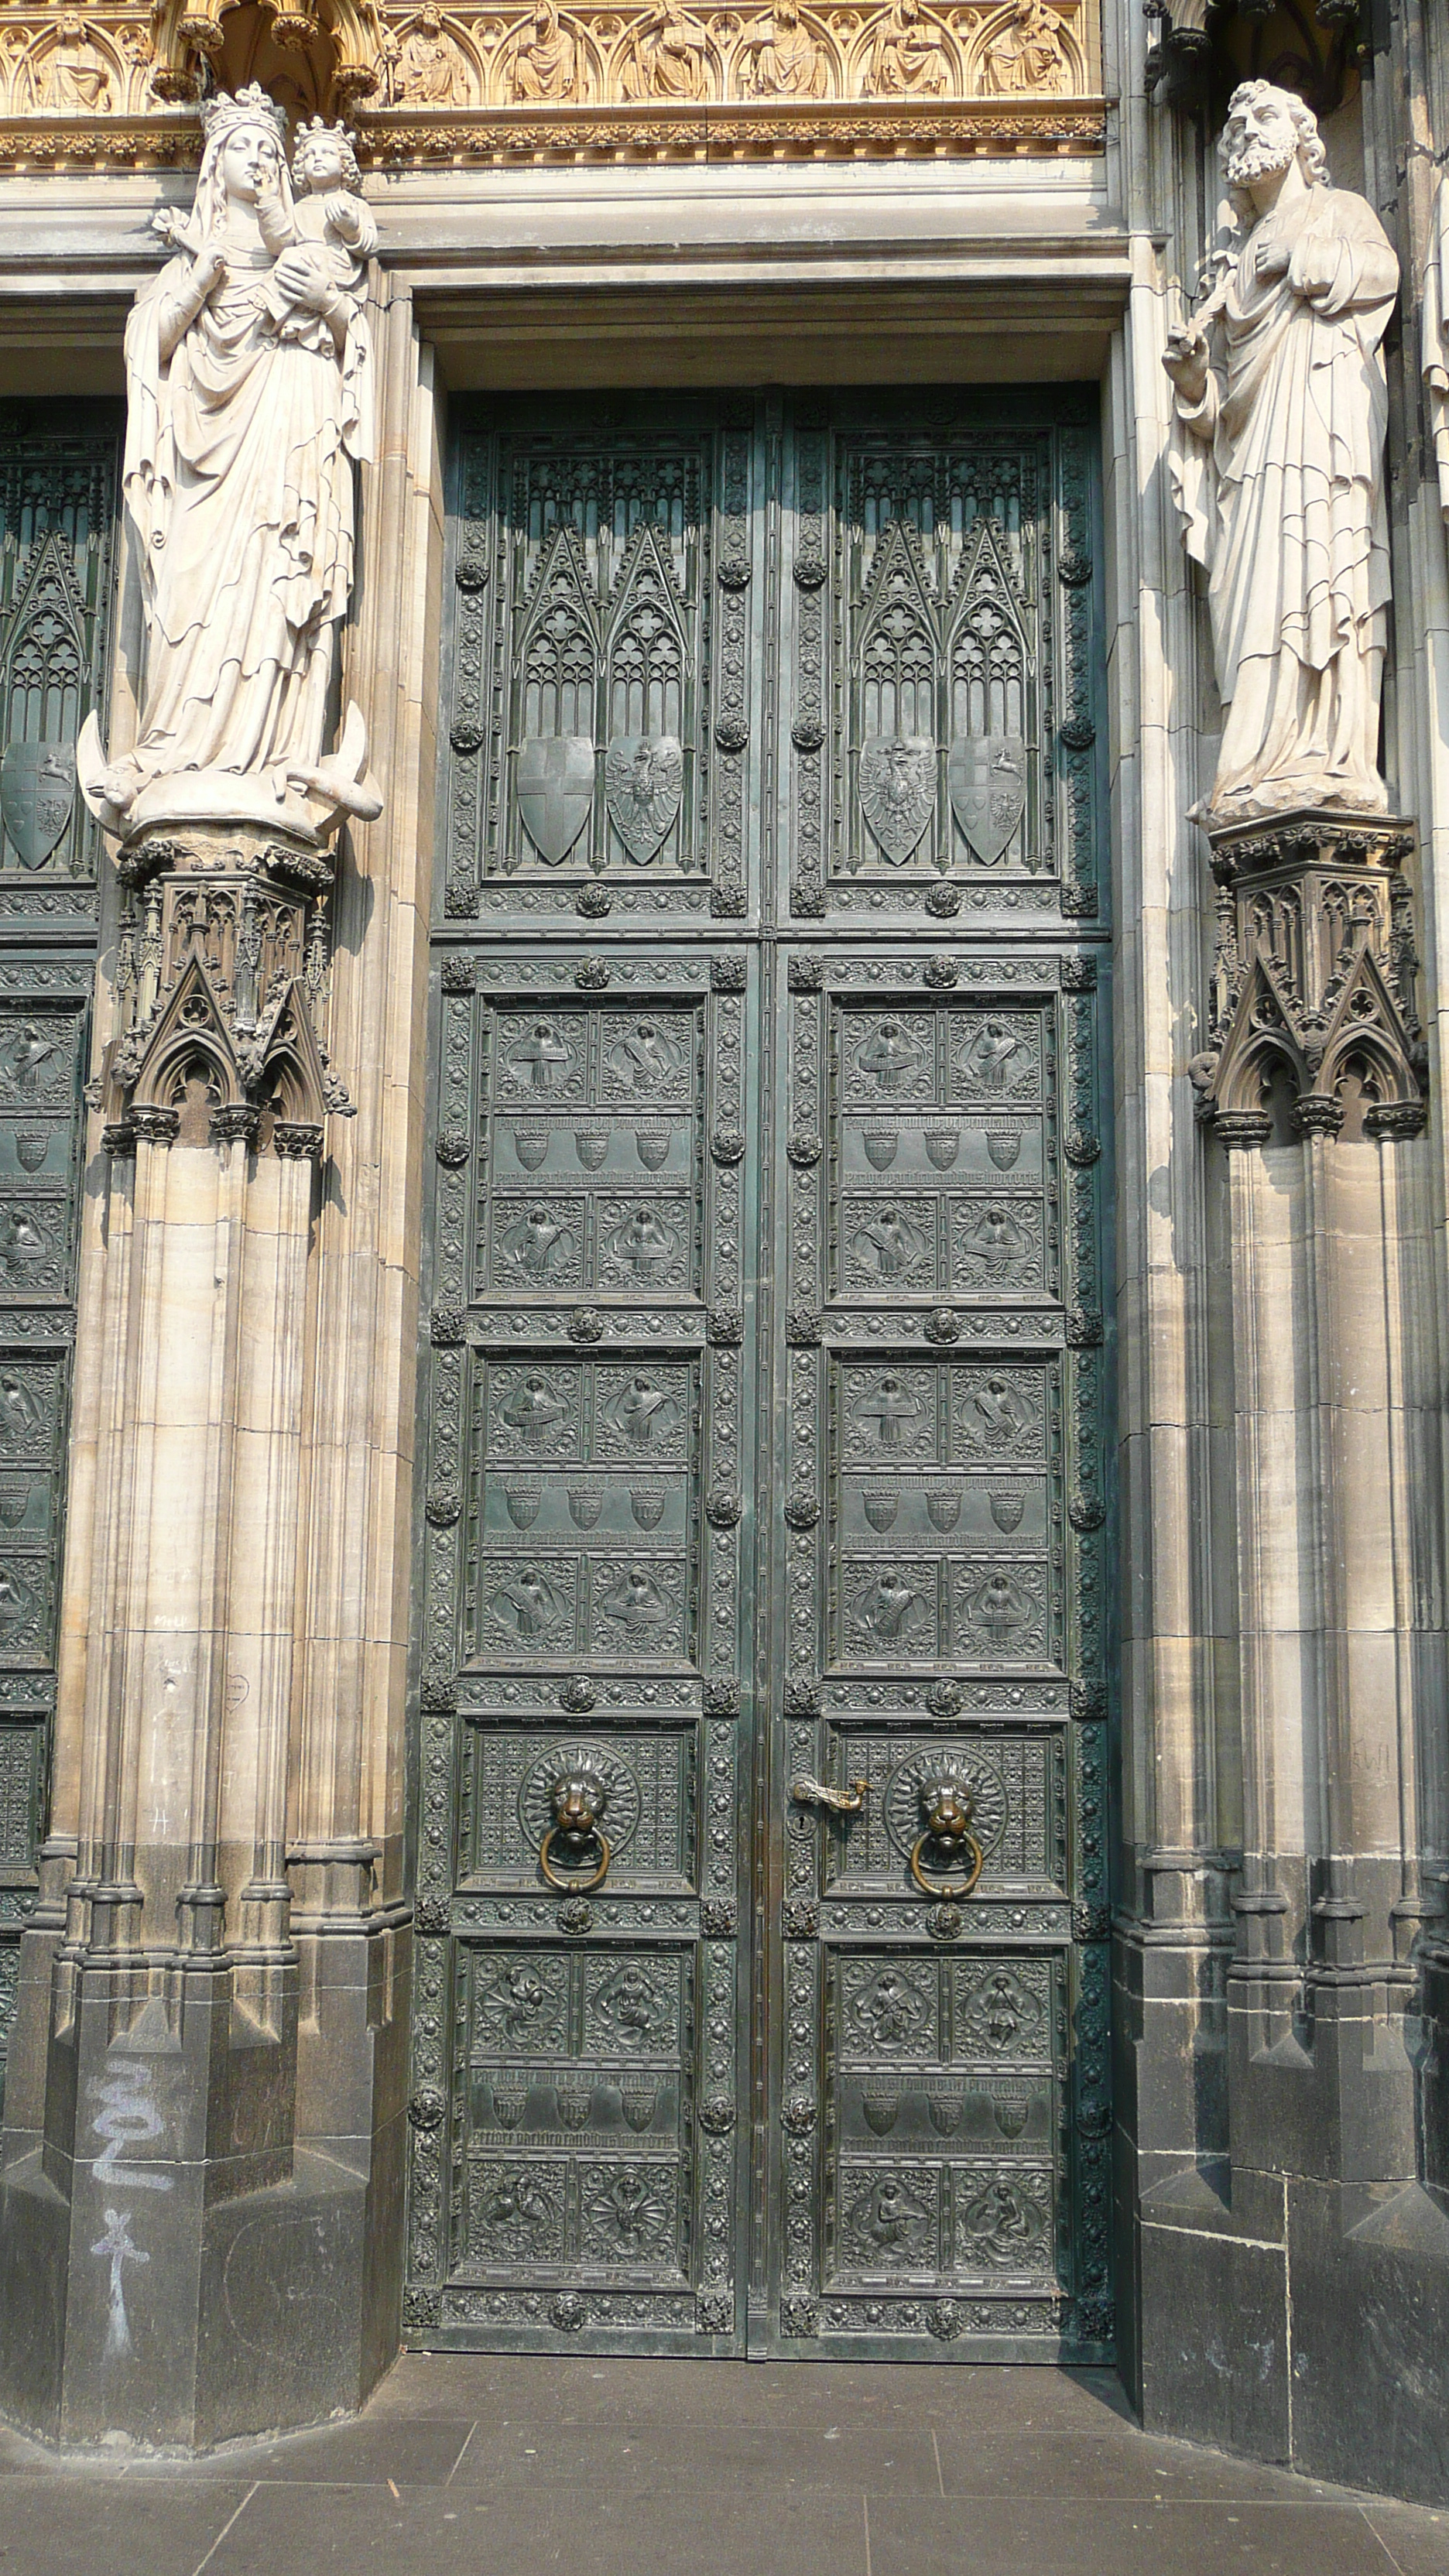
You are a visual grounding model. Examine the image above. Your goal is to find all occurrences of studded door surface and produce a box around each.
[0,402,118,2112]
[409,393,1111,2359]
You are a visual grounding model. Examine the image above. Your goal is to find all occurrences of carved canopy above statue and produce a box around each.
[0,0,1101,164]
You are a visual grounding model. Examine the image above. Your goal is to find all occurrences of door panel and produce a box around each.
[409,392,1112,2361]
[409,939,757,2349]
[0,401,118,2109]
[764,942,1109,2357]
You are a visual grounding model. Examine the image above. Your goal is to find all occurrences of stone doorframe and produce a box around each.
[1,34,1447,2474]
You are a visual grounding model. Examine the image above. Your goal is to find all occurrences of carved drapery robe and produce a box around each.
[112,154,372,820]
[1171,181,1397,820]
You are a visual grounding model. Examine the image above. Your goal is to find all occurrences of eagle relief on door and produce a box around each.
[409,392,1110,2359]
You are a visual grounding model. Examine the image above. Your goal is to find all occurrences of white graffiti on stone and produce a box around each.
[90,2208,148,2361]
[89,2058,173,2193]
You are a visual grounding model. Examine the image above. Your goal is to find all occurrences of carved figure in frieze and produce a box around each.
[0,1369,44,1442]
[490,1563,566,1641]
[475,2167,556,2253]
[392,4,468,100]
[0,1205,53,1283]
[506,1017,575,1091]
[847,2173,932,2262]
[115,22,153,109]
[77,88,379,843]
[505,0,583,101]
[964,1567,1033,1640]
[605,1016,684,1094]
[606,1203,679,1278]
[851,1372,925,1451]
[957,1200,1031,1279]
[865,0,950,97]
[598,1564,669,1636]
[854,1017,927,1097]
[850,1203,929,1283]
[605,1372,678,1446]
[35,15,114,112]
[978,0,1067,96]
[848,1963,930,2045]
[584,2165,673,2257]
[1164,84,1397,822]
[961,2172,1046,2264]
[0,1560,39,1647]
[619,0,710,101]
[959,1018,1022,1093]
[738,0,827,98]
[965,1372,1036,1447]
[852,1565,926,1645]
[0,1023,59,1100]
[498,1204,576,1281]
[500,1371,570,1438]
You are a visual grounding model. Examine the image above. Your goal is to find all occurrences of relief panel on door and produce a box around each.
[786,400,1101,926]
[444,400,759,926]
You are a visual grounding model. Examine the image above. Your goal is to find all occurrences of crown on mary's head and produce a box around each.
[199,84,289,148]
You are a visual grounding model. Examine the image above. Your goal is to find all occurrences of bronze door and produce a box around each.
[406,393,1112,2359]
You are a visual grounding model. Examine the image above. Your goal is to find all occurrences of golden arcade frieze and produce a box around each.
[0,0,1101,167]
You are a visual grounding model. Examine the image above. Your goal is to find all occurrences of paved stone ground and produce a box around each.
[0,2358,1444,2575]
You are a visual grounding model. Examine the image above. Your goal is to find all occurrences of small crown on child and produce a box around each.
[293,115,362,184]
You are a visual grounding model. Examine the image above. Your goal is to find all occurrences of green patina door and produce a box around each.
[405,392,1113,2361]
[0,402,118,2111]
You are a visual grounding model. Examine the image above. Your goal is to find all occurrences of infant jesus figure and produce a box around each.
[261,116,378,345]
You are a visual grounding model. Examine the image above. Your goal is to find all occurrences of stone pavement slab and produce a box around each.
[0,2361,1442,2576]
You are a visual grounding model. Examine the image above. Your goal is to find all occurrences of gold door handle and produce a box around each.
[909,1827,984,1899]
[790,1775,867,1816]
[540,1821,611,1892]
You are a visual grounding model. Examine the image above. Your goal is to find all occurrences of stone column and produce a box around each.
[1134,808,1449,2495]
[0,284,441,2451]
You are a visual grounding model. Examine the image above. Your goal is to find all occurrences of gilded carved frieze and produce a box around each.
[0,0,1101,166]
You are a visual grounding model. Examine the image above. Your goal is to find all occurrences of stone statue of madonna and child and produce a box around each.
[79,86,382,844]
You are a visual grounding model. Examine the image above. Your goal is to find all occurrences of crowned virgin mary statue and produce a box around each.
[79,86,380,842]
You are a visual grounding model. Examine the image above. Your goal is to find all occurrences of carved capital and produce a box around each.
[1193,810,1427,1148]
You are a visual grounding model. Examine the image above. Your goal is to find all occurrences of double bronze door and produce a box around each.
[405,392,1112,2358]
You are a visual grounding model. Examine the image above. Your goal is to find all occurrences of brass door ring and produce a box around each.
[540,1824,611,1893]
[909,1828,984,1900]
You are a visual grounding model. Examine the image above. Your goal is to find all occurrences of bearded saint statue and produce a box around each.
[1164,80,1398,824]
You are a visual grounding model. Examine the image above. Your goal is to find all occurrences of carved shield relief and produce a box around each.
[947,735,1027,866]
[858,735,935,864]
[0,742,75,870]
[605,735,684,864]
[516,735,595,865]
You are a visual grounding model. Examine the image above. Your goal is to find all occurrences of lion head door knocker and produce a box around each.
[539,1762,611,1893]
[909,1761,985,1900]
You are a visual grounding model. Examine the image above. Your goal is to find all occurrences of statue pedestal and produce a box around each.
[1190,808,1426,1144]
[0,816,402,2447]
